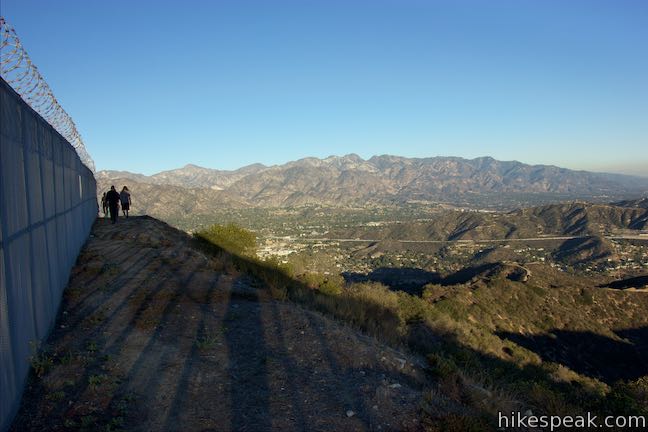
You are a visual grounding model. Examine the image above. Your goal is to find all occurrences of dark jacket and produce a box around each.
[106,190,120,207]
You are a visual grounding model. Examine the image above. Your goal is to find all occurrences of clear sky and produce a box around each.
[2,0,647,176]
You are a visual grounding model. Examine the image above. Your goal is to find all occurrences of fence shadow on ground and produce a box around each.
[9,218,427,431]
[10,217,648,431]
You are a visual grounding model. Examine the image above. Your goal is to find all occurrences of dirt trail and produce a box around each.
[11,216,432,431]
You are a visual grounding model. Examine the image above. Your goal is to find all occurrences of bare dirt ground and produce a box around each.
[11,216,436,431]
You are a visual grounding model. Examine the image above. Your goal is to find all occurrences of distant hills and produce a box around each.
[97,154,648,209]
[613,197,648,209]
[329,201,648,241]
[331,200,648,267]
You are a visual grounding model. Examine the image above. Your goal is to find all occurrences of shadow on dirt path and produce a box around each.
[11,217,429,431]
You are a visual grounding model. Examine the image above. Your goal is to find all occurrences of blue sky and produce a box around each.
[3,0,647,176]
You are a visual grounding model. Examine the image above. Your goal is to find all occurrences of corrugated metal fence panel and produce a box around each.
[41,153,56,220]
[0,78,97,431]
[45,219,61,298]
[0,137,29,238]
[0,248,17,432]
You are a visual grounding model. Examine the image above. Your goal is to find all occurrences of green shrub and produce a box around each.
[428,352,460,378]
[605,377,648,415]
[397,292,427,323]
[423,283,448,303]
[196,223,257,256]
[29,341,53,378]
[299,272,344,295]
[576,288,594,305]
[263,256,295,278]
[301,272,326,289]
[433,298,466,321]
[526,381,571,415]
[319,278,343,296]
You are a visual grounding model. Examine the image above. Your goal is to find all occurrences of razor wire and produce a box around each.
[0,17,95,172]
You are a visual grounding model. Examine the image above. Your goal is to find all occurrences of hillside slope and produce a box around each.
[11,217,447,432]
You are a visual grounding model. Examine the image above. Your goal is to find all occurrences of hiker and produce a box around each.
[106,186,121,224]
[120,186,131,218]
[101,192,109,217]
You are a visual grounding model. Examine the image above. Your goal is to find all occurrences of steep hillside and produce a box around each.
[11,217,441,431]
[12,217,648,431]
[196,220,648,422]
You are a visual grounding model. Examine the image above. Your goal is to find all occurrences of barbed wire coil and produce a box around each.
[1,17,95,172]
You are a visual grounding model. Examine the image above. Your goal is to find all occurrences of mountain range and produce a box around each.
[97,154,648,209]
